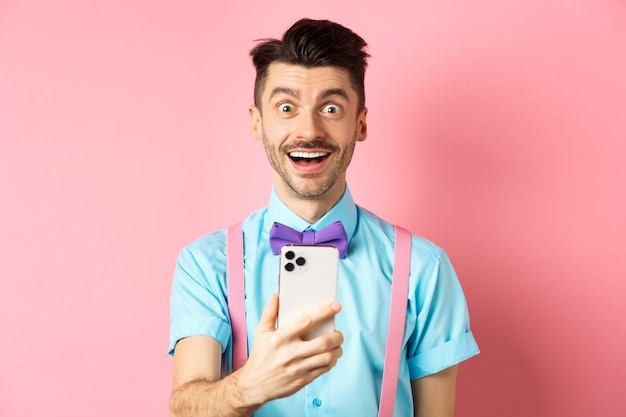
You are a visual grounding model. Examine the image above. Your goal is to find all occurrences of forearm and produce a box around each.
[170,372,261,417]
[169,299,343,416]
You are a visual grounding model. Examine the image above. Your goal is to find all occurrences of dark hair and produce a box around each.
[250,18,370,110]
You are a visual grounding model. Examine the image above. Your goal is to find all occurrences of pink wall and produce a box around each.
[1,1,625,416]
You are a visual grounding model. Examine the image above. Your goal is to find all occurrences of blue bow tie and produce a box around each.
[269,221,348,258]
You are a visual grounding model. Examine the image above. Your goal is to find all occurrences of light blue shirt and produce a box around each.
[169,186,479,416]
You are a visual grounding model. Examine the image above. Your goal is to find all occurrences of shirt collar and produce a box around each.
[265,185,358,247]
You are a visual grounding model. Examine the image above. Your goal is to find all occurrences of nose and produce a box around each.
[294,109,324,140]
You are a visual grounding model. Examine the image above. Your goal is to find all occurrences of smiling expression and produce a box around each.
[250,62,367,207]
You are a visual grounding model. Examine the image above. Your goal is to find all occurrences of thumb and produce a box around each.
[257,293,279,332]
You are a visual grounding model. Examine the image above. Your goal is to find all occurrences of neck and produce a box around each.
[274,182,346,224]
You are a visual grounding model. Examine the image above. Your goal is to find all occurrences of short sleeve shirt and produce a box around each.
[169,186,479,416]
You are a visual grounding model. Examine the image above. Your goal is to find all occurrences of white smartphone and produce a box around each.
[277,245,339,340]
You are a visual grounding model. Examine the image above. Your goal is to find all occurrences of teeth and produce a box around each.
[289,151,328,159]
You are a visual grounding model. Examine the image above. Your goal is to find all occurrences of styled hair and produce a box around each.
[250,18,370,110]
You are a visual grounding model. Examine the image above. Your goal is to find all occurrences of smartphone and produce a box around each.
[277,245,339,340]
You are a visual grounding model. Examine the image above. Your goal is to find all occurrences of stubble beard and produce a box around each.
[262,131,357,199]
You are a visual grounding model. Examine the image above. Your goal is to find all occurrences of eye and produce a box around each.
[278,102,295,113]
[322,103,341,114]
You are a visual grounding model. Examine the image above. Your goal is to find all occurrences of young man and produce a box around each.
[169,18,479,417]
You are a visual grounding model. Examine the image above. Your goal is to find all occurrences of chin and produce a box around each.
[289,180,340,200]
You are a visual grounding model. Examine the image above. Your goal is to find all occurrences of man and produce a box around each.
[169,18,479,417]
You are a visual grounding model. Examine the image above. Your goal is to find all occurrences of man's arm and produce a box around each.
[170,294,344,417]
[411,365,459,417]
[170,336,258,417]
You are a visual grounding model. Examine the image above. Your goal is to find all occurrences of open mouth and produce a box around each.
[289,151,329,164]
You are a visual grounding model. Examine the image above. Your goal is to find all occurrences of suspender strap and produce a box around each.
[227,222,247,371]
[227,223,413,415]
[378,226,412,417]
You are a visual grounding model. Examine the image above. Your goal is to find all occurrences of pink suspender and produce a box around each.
[379,225,412,417]
[227,224,412,416]
[226,222,247,371]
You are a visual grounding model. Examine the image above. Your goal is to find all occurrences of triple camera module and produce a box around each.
[283,250,306,272]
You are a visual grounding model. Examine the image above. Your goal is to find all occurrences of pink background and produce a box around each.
[1,0,625,416]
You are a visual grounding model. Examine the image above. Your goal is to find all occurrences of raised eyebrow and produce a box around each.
[269,87,300,101]
[320,88,350,102]
[268,87,349,102]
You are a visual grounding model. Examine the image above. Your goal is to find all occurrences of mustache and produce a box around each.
[283,140,338,152]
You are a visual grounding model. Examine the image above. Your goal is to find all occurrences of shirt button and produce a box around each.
[312,397,322,408]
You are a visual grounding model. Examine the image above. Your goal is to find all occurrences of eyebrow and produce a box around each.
[268,87,350,102]
[269,87,300,101]
[320,88,350,102]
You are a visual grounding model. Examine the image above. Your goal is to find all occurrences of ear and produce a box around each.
[249,105,262,140]
[356,107,368,142]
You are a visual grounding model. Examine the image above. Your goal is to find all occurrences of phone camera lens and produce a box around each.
[285,250,295,260]
[296,256,306,266]
[285,262,295,272]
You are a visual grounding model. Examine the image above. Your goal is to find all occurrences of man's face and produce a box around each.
[250,62,367,203]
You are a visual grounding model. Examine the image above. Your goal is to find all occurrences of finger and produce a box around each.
[256,293,279,332]
[291,345,344,382]
[281,301,342,337]
[303,330,344,356]
[323,330,344,350]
